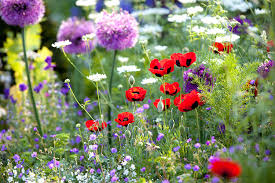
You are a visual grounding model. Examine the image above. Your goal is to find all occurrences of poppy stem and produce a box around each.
[96,82,103,122]
[21,28,43,136]
[195,108,201,142]
[107,50,118,146]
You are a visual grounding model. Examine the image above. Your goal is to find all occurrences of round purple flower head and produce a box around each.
[257,60,274,78]
[183,64,214,93]
[0,0,45,27]
[96,10,138,50]
[57,17,96,54]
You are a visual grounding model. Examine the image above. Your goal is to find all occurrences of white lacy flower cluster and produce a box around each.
[132,8,169,17]
[76,0,96,6]
[87,73,107,82]
[141,78,158,85]
[117,65,141,74]
[139,24,163,35]
[221,0,253,12]
[52,40,72,48]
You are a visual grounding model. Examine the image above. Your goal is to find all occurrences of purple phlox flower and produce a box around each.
[124,155,131,161]
[44,56,55,70]
[56,126,62,131]
[43,134,48,139]
[209,156,219,163]
[6,135,12,141]
[75,136,81,144]
[89,134,97,141]
[80,155,84,161]
[135,107,144,113]
[110,169,116,177]
[263,156,269,161]
[212,177,220,183]
[0,0,45,27]
[194,143,201,148]
[47,159,60,169]
[13,154,20,163]
[140,167,146,172]
[222,147,227,152]
[77,110,83,116]
[19,83,27,92]
[193,165,200,171]
[97,168,101,174]
[184,164,192,170]
[238,136,243,142]
[31,152,37,158]
[143,104,150,109]
[90,168,95,174]
[1,144,7,151]
[57,17,96,54]
[90,144,98,151]
[173,146,180,152]
[229,146,235,154]
[204,174,210,179]
[33,127,37,132]
[183,64,214,93]
[162,179,170,183]
[186,138,192,143]
[111,148,117,153]
[50,134,56,138]
[257,60,274,78]
[34,138,39,142]
[228,16,252,35]
[124,177,129,182]
[34,82,43,93]
[96,10,138,50]
[113,133,118,139]
[35,144,39,149]
[206,107,211,110]
[70,148,79,153]
[265,149,271,155]
[156,133,164,141]
[206,141,210,146]
[111,176,119,182]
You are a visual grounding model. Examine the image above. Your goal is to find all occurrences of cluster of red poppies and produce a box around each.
[147,52,204,112]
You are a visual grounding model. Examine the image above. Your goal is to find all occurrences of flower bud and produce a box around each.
[64,79,70,83]
[76,123,81,128]
[125,130,131,138]
[240,15,246,20]
[157,97,164,112]
[128,75,135,86]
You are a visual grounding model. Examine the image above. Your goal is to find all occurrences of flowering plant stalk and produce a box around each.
[21,28,43,136]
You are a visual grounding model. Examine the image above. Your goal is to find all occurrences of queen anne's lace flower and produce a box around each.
[96,10,139,50]
[57,17,96,54]
[52,40,72,48]
[87,73,107,82]
[0,0,45,27]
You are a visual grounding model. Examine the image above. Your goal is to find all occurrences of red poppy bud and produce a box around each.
[153,98,171,111]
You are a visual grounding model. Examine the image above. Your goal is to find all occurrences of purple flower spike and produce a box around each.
[96,10,138,50]
[0,0,45,27]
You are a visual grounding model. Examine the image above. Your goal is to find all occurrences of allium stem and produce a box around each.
[107,50,118,146]
[21,28,43,136]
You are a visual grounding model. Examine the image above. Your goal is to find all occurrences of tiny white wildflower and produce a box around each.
[178,0,196,3]
[87,73,107,82]
[215,34,240,42]
[117,56,129,63]
[168,14,190,23]
[105,0,120,7]
[132,171,137,176]
[121,161,127,166]
[191,25,206,34]
[88,13,100,20]
[0,107,7,118]
[19,51,40,60]
[130,164,136,170]
[221,0,252,12]
[141,78,158,85]
[117,65,140,74]
[123,169,129,175]
[154,45,167,51]
[255,8,269,15]
[187,6,203,16]
[132,8,169,17]
[139,24,163,34]
[76,0,96,6]
[52,40,72,48]
[206,28,226,35]
[117,165,122,170]
[82,33,96,41]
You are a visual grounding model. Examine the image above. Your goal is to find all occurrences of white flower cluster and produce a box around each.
[76,0,96,6]
[178,0,196,4]
[82,33,96,41]
[52,40,72,48]
[187,6,203,16]
[255,8,269,15]
[132,8,169,17]
[141,78,158,85]
[221,0,253,12]
[154,45,167,51]
[139,24,163,35]
[215,34,240,42]
[117,65,140,74]
[105,0,120,8]
[87,73,107,82]
[118,56,129,63]
[168,14,190,23]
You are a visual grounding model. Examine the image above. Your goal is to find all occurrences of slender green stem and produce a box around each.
[96,82,103,121]
[21,28,43,136]
[67,83,94,120]
[195,109,201,142]
[107,50,118,146]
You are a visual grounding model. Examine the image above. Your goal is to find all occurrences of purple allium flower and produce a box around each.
[257,60,274,78]
[124,155,131,161]
[89,134,97,141]
[44,56,55,70]
[143,104,150,109]
[13,154,20,163]
[111,148,117,153]
[193,165,200,171]
[96,10,138,50]
[0,0,45,27]
[111,176,119,182]
[228,16,252,35]
[173,146,180,152]
[57,17,96,54]
[184,164,192,170]
[183,64,214,93]
[156,133,164,141]
[31,152,37,158]
[186,138,192,143]
[110,169,116,177]
[194,143,201,148]
[90,168,95,174]
[140,167,146,172]
[19,83,27,92]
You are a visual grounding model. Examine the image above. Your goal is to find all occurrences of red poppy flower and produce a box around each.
[153,98,171,111]
[210,159,242,179]
[171,52,196,67]
[148,58,175,77]
[115,112,134,126]
[160,82,181,96]
[125,87,147,102]
[212,42,233,54]
[267,40,274,52]
[85,120,107,132]
[174,90,201,112]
